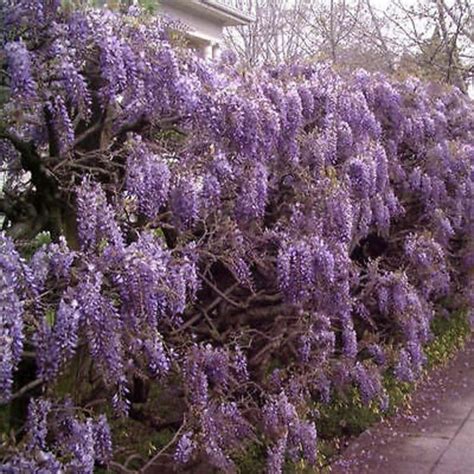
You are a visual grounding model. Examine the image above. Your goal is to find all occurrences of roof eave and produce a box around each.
[197,0,255,26]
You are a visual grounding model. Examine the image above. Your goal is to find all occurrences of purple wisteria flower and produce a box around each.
[0,2,473,471]
[0,234,25,402]
[174,431,196,464]
[126,135,171,220]
[5,40,37,103]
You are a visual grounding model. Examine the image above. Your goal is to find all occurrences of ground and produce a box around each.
[331,333,474,473]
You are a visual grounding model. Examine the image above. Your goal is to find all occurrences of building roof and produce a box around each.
[160,0,255,26]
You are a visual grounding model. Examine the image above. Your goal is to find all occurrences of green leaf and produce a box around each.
[46,308,56,327]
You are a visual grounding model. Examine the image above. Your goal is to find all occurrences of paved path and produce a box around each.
[331,336,474,473]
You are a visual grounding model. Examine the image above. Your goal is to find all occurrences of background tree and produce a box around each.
[225,0,312,66]
[385,0,473,92]
[225,0,473,92]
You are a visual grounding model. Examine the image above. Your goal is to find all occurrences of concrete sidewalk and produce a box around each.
[331,337,474,474]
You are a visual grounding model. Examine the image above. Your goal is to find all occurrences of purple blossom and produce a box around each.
[59,53,91,119]
[219,49,238,66]
[267,435,287,474]
[233,347,249,383]
[278,239,314,303]
[4,396,114,472]
[184,363,208,408]
[326,188,354,245]
[285,87,303,134]
[236,163,268,222]
[35,292,81,381]
[26,398,51,450]
[49,95,75,155]
[367,344,386,366]
[409,167,423,191]
[372,195,390,234]
[93,415,113,465]
[143,334,170,378]
[342,326,358,359]
[29,238,75,293]
[174,431,195,464]
[76,179,124,252]
[126,135,171,220]
[28,246,50,295]
[98,35,128,105]
[183,345,234,404]
[5,40,37,103]
[119,232,170,327]
[0,234,25,402]
[3,454,56,473]
[201,402,251,471]
[404,233,450,298]
[263,392,317,472]
[312,237,335,284]
[170,176,201,230]
[201,172,222,212]
[346,157,376,199]
[407,340,426,375]
[65,419,96,472]
[262,393,298,439]
[299,312,335,364]
[336,120,354,160]
[5,0,60,28]
[433,210,454,245]
[394,349,415,382]
[352,362,382,405]
[77,271,127,410]
[48,238,75,281]
[289,420,317,464]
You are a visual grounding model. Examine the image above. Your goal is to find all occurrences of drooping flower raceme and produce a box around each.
[0,234,26,403]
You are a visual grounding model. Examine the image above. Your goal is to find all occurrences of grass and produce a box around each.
[425,309,471,368]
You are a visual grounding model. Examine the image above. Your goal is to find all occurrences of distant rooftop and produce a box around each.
[159,0,255,26]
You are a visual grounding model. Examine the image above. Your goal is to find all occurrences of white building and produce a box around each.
[159,1,254,59]
[97,0,254,59]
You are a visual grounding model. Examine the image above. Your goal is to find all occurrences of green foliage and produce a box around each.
[311,310,470,467]
[152,227,166,241]
[64,0,160,14]
[112,417,175,470]
[22,231,51,259]
[425,310,470,368]
[315,387,381,441]
[137,0,159,15]
[45,308,56,327]
[0,405,10,438]
[236,442,266,474]
[381,374,412,417]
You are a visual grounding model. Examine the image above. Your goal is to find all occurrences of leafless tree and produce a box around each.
[224,0,313,66]
[298,0,363,62]
[225,0,473,92]
[383,0,473,91]
[225,0,397,71]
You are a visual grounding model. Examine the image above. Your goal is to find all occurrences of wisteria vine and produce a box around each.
[0,1,473,473]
